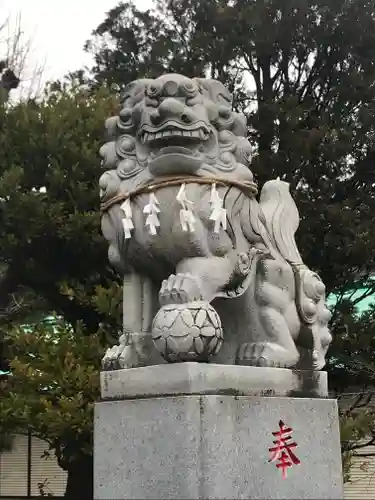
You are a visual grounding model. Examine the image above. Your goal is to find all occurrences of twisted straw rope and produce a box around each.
[100,175,258,213]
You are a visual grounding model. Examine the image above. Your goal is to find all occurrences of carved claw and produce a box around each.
[159,272,203,305]
[236,341,299,368]
[101,334,141,370]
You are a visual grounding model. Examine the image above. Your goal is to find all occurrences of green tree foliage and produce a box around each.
[339,388,375,483]
[0,319,104,499]
[0,82,120,334]
[85,1,208,87]
[0,82,122,498]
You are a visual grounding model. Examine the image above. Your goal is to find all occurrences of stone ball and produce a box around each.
[152,301,223,362]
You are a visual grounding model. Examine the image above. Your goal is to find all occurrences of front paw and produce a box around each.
[159,273,203,305]
[101,335,141,370]
[236,341,299,368]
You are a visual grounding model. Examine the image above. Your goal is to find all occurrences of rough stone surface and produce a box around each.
[99,73,333,371]
[94,395,343,499]
[101,362,328,400]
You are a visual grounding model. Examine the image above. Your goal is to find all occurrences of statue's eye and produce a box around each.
[181,81,198,98]
[147,83,161,97]
[218,106,231,120]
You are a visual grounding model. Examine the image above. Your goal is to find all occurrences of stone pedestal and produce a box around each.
[94,363,343,500]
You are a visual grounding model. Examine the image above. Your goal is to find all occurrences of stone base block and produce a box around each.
[94,393,343,499]
[100,362,328,400]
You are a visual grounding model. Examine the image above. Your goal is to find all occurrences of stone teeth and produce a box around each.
[141,127,209,142]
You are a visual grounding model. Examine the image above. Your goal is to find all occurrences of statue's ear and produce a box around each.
[104,116,118,142]
[193,78,232,108]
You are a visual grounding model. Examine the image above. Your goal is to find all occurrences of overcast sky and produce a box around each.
[0,0,153,97]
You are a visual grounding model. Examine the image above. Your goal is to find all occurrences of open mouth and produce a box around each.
[150,145,202,159]
[139,121,210,147]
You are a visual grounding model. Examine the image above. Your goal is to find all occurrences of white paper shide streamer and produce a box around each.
[210,183,227,233]
[176,183,196,232]
[120,181,226,240]
[120,198,134,239]
[144,193,160,235]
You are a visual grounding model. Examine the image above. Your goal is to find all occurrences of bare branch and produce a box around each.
[341,391,373,417]
[0,12,46,101]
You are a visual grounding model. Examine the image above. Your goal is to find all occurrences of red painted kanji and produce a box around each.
[268,420,300,479]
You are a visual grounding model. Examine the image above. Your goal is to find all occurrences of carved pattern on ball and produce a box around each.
[152,301,223,362]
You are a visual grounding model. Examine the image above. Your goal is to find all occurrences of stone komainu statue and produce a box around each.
[99,74,332,371]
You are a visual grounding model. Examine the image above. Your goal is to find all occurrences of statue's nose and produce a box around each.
[151,98,194,125]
